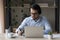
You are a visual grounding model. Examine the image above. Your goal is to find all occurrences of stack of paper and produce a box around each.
[44,34,60,38]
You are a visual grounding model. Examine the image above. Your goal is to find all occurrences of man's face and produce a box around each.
[30,8,39,20]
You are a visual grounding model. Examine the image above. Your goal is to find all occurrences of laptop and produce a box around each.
[24,26,44,38]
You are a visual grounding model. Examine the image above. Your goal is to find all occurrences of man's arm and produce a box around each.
[44,18,52,34]
[16,18,28,35]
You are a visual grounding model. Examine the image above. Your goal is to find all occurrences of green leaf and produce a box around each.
[48,32,52,35]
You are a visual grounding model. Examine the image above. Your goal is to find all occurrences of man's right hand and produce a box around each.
[16,30,24,36]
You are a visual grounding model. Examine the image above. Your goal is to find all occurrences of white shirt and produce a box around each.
[16,16,52,34]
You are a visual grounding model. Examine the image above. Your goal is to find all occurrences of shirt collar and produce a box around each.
[30,16,42,22]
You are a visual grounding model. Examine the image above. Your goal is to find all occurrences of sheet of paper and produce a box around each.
[44,34,60,38]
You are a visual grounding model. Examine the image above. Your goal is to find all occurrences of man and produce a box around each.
[16,4,52,35]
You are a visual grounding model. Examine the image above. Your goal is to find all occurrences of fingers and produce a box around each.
[15,30,24,36]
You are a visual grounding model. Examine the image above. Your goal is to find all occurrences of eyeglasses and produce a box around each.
[31,13,39,15]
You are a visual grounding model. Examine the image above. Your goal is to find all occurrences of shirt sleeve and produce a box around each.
[16,18,27,32]
[44,18,52,34]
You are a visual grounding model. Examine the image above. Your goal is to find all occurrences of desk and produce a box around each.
[0,34,60,40]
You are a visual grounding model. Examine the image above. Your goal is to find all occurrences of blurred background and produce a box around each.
[0,0,60,33]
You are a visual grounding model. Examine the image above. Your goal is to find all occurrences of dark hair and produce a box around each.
[30,4,41,14]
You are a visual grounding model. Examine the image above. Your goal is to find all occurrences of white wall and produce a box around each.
[0,0,4,33]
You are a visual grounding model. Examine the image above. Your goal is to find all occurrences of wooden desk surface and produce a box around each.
[0,34,60,40]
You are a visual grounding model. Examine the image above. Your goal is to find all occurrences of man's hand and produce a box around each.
[16,30,24,36]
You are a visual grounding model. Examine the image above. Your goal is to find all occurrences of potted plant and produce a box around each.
[48,32,53,39]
